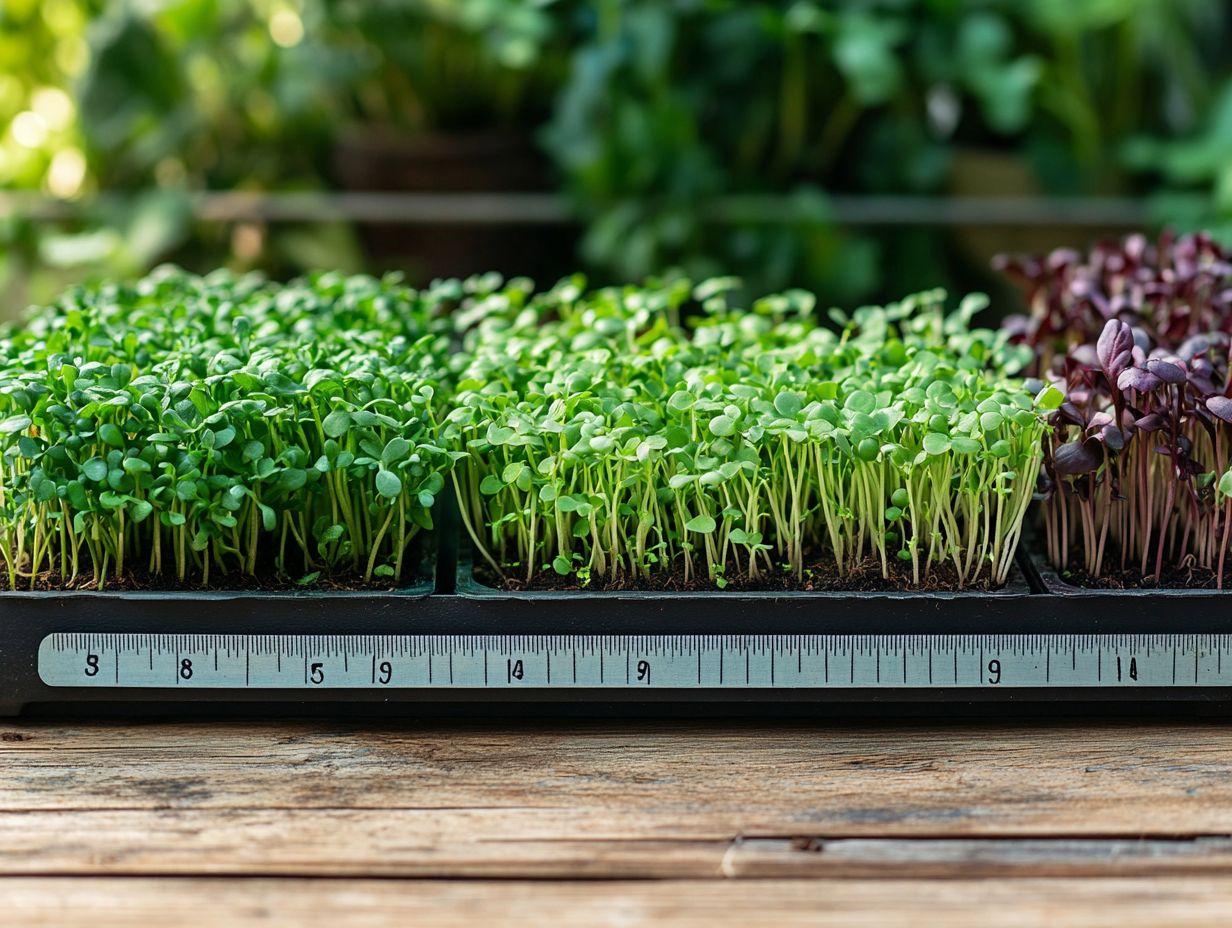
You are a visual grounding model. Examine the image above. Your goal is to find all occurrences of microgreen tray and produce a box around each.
[7,550,1232,718]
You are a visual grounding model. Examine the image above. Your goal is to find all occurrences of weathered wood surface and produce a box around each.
[4,720,1232,925]
[10,878,1232,928]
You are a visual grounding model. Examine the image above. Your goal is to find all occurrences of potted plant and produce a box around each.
[326,1,574,283]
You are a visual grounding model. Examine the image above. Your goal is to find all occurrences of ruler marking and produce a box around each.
[37,634,1232,691]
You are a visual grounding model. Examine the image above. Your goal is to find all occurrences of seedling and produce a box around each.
[999,233,1232,586]
[448,280,1051,590]
[0,268,458,589]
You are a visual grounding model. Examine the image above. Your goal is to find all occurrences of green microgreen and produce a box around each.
[0,267,458,589]
[447,279,1050,589]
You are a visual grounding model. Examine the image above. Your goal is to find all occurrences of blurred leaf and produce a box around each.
[120,190,192,270]
[38,229,119,268]
[832,11,907,105]
[273,222,364,275]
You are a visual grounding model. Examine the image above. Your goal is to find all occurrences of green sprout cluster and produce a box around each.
[0,267,458,589]
[447,279,1056,590]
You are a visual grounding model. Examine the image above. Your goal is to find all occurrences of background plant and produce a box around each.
[3,1,1229,315]
[0,267,458,589]
[543,0,1228,303]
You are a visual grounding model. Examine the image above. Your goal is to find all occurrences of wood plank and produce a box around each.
[6,809,1232,878]
[723,836,1232,878]
[5,721,1232,837]
[0,808,726,878]
[9,877,1232,928]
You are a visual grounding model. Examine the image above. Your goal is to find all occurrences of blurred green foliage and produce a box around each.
[0,0,564,305]
[0,0,1229,308]
[543,0,1229,300]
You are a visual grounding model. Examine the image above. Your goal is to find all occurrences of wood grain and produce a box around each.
[9,877,1232,928]
[5,810,1232,878]
[4,721,1232,834]
[6,720,1232,926]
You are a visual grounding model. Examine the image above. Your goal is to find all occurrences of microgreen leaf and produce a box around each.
[98,423,125,447]
[375,470,402,499]
[773,392,803,417]
[322,410,351,438]
[684,514,717,534]
[381,437,411,464]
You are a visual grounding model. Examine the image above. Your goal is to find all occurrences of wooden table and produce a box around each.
[4,718,1232,926]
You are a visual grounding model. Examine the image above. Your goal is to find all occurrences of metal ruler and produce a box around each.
[35,633,1232,690]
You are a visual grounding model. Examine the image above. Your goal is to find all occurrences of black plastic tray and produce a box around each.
[5,552,1232,717]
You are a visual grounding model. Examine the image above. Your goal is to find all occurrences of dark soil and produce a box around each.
[1055,561,1226,591]
[7,538,432,594]
[10,568,409,594]
[481,558,1007,594]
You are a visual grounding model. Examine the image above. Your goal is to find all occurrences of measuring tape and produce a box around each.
[35,633,1232,690]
